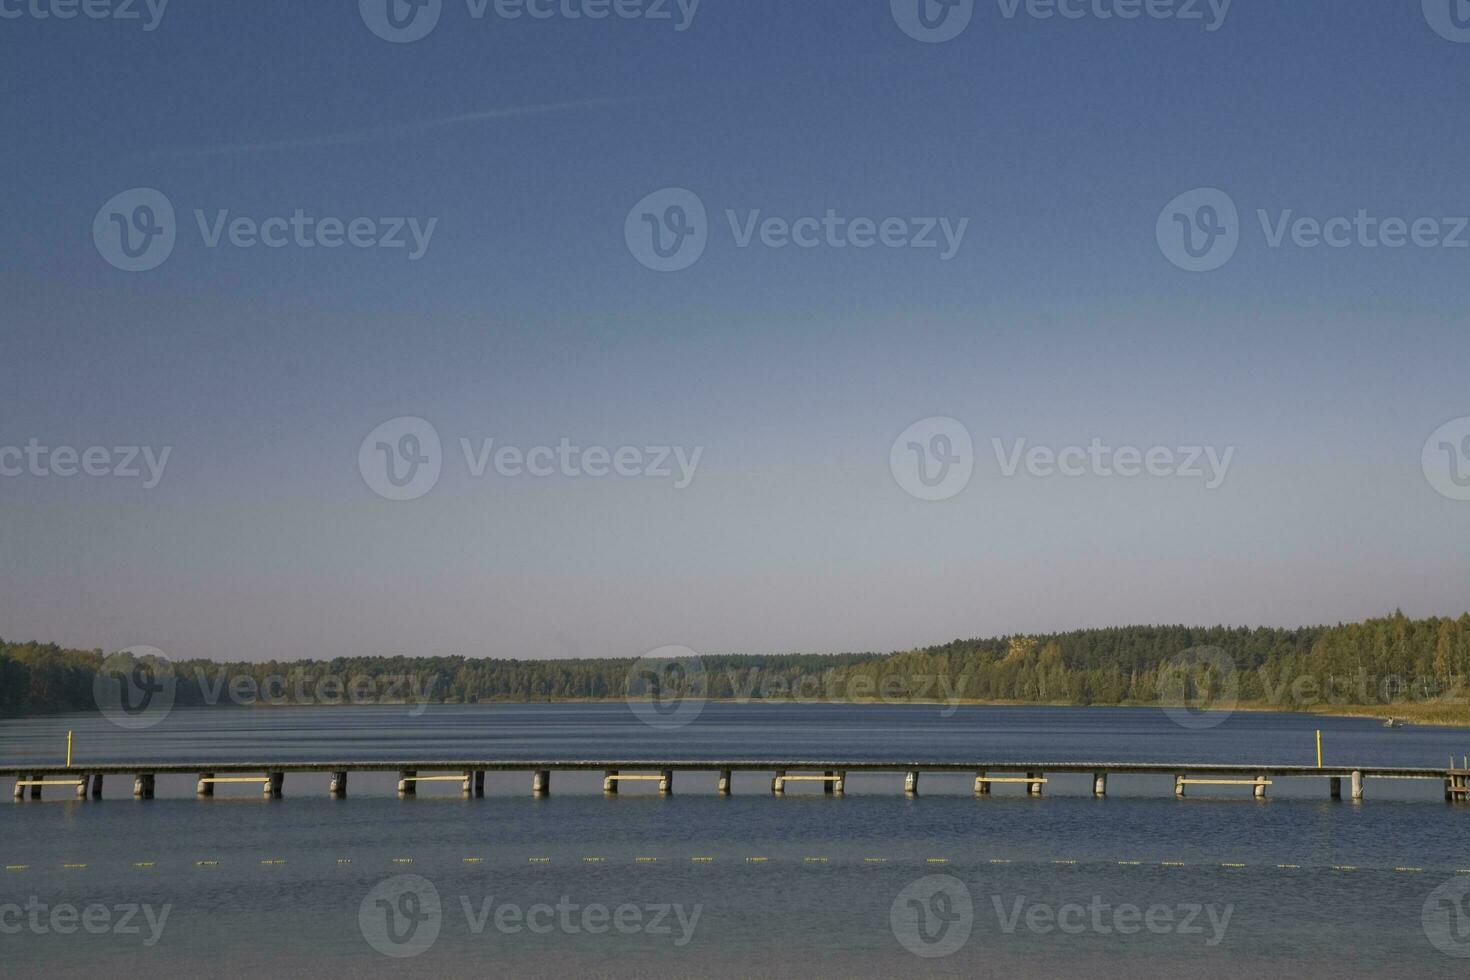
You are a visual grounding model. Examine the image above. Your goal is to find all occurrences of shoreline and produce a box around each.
[7,698,1469,728]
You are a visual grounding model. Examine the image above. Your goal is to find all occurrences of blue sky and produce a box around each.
[2,1,1468,662]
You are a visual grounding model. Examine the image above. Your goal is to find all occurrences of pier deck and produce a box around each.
[5,760,1467,801]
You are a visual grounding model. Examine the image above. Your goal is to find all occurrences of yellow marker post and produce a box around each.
[1316,730,1322,768]
[66,730,73,768]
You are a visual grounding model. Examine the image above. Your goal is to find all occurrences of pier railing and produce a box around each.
[6,760,1469,802]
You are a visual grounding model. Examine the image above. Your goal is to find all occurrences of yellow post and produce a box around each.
[1315,729,1322,768]
[66,730,73,768]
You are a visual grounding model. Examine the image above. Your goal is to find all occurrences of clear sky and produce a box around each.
[2,0,1468,662]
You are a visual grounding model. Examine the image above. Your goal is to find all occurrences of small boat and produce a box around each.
[1383,718,1404,729]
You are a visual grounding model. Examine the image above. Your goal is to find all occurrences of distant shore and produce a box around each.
[8,697,1469,728]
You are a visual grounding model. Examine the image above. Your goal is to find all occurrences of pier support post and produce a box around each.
[833,771,845,795]
[90,774,102,799]
[1174,774,1186,798]
[1028,772,1044,797]
[75,775,90,800]
[1330,776,1342,800]
[28,774,43,800]
[13,776,27,801]
[265,772,284,799]
[532,770,550,796]
[717,769,732,795]
[1253,775,1268,800]
[461,771,476,797]
[398,770,417,797]
[603,770,618,794]
[974,771,989,796]
[772,771,786,795]
[1093,772,1107,797]
[196,773,215,798]
[658,770,673,795]
[474,771,485,798]
[823,771,834,795]
[330,771,348,797]
[1351,769,1363,801]
[133,774,154,799]
[905,771,920,796]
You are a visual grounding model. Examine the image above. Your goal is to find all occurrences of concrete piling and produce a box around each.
[603,770,618,794]
[1027,772,1044,797]
[474,771,485,797]
[265,773,284,799]
[974,771,990,795]
[196,773,215,798]
[532,770,550,796]
[1093,772,1107,797]
[90,774,102,799]
[1175,774,1187,797]
[1351,770,1363,801]
[1253,775,1268,799]
[397,770,417,796]
[329,771,348,797]
[772,771,786,794]
[717,769,732,795]
[658,770,673,795]
[904,771,920,796]
[133,774,154,799]
[1330,776,1342,800]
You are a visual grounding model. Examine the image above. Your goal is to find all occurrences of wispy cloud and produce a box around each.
[160,97,648,157]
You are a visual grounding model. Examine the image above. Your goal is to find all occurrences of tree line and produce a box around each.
[4,610,1469,716]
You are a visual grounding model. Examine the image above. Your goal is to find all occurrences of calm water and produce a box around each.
[2,704,1469,978]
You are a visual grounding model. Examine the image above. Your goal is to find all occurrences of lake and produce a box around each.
[2,703,1468,977]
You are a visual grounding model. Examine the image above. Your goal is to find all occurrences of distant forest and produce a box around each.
[4,611,1470,717]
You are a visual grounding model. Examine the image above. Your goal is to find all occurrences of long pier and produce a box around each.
[5,761,1470,802]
